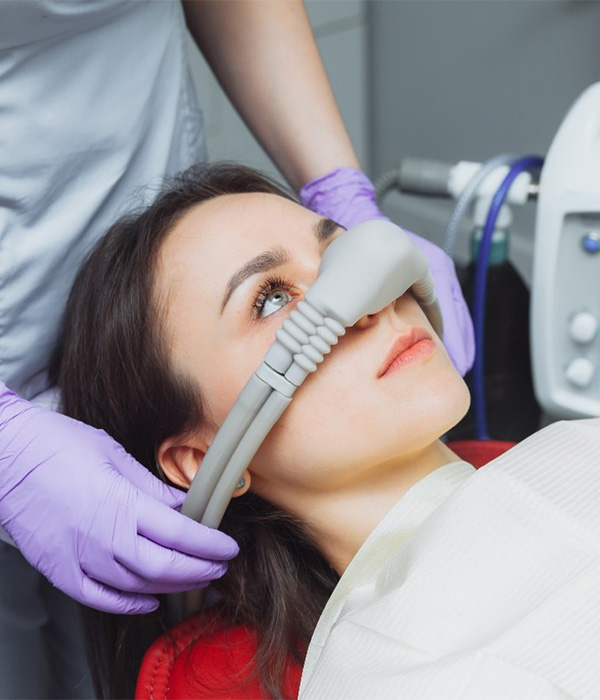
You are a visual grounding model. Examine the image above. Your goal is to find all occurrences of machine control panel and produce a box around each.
[531,83,600,418]
[532,211,600,416]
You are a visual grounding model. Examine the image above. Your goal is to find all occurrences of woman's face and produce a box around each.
[156,193,470,510]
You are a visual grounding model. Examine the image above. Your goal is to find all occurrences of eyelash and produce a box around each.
[252,275,295,319]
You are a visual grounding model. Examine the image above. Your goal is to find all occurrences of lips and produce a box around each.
[377,327,433,378]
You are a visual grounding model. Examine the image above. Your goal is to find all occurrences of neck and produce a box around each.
[291,440,461,575]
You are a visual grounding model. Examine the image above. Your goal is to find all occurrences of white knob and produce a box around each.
[565,357,595,388]
[569,312,598,344]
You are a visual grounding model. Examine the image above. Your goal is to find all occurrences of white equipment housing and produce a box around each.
[531,83,600,418]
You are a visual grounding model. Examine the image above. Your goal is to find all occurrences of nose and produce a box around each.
[354,301,395,330]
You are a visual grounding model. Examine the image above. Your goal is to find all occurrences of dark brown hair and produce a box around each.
[53,163,338,699]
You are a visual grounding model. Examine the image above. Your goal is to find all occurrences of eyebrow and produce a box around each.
[315,217,340,242]
[220,217,340,313]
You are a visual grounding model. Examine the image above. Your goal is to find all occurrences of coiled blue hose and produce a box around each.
[473,155,544,440]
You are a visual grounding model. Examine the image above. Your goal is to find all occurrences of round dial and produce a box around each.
[569,312,598,344]
[565,357,595,389]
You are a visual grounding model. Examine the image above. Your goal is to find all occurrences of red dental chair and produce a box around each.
[136,439,516,700]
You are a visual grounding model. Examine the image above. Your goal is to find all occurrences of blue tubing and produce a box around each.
[472,155,544,440]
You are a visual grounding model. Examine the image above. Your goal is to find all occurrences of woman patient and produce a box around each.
[55,163,600,699]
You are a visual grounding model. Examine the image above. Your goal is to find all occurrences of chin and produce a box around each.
[419,373,471,442]
[441,376,471,434]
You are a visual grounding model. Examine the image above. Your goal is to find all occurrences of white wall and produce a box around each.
[186,0,368,186]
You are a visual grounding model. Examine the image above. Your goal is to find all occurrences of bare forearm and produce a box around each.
[184,0,359,190]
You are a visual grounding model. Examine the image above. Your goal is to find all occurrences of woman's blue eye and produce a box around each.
[260,288,292,318]
[252,275,294,319]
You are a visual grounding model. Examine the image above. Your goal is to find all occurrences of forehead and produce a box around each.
[155,192,322,305]
[162,192,320,265]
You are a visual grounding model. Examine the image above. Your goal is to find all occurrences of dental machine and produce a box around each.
[182,220,442,529]
[376,82,600,433]
[532,84,600,419]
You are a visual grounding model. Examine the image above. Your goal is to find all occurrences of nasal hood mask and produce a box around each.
[182,220,442,528]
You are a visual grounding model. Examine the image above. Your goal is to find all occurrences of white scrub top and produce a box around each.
[0,0,206,400]
[300,418,600,699]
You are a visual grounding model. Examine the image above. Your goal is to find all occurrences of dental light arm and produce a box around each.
[182,220,442,528]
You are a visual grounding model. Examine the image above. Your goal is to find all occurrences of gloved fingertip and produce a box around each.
[124,596,160,615]
[215,535,239,560]
[215,562,229,578]
[139,599,160,614]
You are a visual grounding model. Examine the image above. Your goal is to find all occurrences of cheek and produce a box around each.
[250,347,470,491]
[200,366,248,428]
[248,362,358,485]
[248,346,376,491]
[198,328,279,426]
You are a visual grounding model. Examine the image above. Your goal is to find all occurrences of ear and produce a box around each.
[231,469,251,498]
[157,436,207,489]
[158,438,252,495]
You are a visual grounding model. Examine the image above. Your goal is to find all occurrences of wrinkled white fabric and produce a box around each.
[301,418,600,699]
[0,0,206,400]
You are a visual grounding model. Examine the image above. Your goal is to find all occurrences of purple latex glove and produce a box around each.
[299,167,475,376]
[0,384,238,614]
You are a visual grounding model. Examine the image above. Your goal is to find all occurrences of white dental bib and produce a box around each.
[300,418,600,699]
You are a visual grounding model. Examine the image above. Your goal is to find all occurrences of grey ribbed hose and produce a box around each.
[375,169,401,199]
[442,154,517,257]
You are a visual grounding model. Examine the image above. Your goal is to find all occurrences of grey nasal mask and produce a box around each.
[181,220,442,528]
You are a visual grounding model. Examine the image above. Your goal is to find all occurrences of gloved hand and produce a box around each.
[299,167,475,377]
[0,383,238,614]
